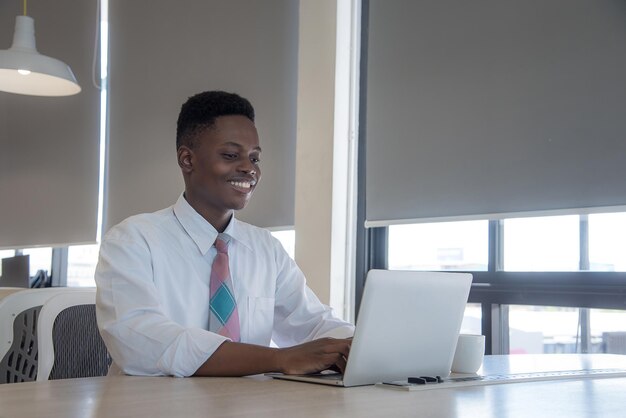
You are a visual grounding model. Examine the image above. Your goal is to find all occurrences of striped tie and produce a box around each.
[209,233,240,342]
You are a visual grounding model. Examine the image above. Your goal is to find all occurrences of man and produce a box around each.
[96,91,354,377]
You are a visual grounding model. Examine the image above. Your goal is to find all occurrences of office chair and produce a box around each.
[0,287,24,300]
[36,289,112,381]
[0,287,81,383]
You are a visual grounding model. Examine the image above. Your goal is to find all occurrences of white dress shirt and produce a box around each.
[95,194,354,377]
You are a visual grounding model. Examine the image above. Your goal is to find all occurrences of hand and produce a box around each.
[274,338,352,375]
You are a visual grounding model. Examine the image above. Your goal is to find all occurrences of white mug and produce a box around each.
[451,334,485,374]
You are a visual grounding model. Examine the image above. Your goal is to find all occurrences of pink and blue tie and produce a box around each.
[209,234,240,342]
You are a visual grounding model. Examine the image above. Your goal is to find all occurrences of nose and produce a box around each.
[238,160,257,176]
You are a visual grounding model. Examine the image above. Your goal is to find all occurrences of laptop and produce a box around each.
[269,269,472,387]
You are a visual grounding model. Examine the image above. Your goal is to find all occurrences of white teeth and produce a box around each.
[229,181,252,189]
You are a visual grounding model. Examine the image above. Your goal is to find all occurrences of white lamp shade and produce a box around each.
[0,15,81,96]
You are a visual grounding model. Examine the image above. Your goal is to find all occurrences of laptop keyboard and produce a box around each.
[307,372,343,380]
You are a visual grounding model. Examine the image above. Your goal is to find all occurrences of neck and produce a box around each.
[183,193,233,232]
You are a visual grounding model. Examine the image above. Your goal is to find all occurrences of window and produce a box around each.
[508,305,626,354]
[67,244,101,287]
[460,303,482,335]
[21,247,53,277]
[381,211,626,355]
[270,230,296,260]
[388,220,488,271]
[591,308,626,354]
[0,248,52,285]
[503,216,580,272]
[508,305,579,354]
[589,213,626,272]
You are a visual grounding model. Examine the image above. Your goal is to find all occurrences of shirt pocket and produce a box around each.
[245,296,275,346]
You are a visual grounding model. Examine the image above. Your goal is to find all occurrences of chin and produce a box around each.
[230,199,251,211]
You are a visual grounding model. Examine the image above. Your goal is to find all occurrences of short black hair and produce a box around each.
[176,90,255,149]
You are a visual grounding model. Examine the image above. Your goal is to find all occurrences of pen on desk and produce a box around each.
[408,376,443,384]
[381,381,410,387]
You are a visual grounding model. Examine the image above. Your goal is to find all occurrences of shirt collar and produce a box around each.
[173,193,252,255]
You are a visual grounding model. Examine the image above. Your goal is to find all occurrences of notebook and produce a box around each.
[269,269,473,387]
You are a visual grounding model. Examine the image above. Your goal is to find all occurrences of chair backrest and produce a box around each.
[36,290,111,381]
[0,287,25,300]
[0,287,83,383]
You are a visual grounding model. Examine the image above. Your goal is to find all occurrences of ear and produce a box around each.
[177,146,194,173]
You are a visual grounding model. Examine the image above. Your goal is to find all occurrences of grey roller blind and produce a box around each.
[106,0,298,231]
[0,0,99,248]
[365,0,626,226]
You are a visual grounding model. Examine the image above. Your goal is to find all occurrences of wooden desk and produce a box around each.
[1,354,625,418]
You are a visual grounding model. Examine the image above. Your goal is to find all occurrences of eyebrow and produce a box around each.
[221,141,262,152]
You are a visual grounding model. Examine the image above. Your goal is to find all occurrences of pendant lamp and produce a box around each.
[0,11,81,96]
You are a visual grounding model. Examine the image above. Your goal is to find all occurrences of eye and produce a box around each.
[222,153,237,160]
[251,156,261,164]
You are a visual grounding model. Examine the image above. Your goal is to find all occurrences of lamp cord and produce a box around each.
[92,0,102,90]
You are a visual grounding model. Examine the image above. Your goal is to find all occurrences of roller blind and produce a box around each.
[365,0,626,226]
[0,0,100,248]
[106,0,298,231]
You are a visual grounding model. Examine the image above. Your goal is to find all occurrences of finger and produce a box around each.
[327,363,342,374]
[335,341,351,358]
[325,338,352,353]
[334,354,347,374]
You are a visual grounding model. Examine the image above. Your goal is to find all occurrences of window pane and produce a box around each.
[509,305,626,355]
[22,247,53,277]
[0,250,15,259]
[503,215,579,271]
[67,244,100,287]
[589,213,626,272]
[388,221,488,271]
[270,230,295,260]
[508,305,579,354]
[460,303,482,335]
[591,308,626,354]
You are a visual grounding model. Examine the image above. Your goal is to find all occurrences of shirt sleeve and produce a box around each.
[95,229,228,377]
[269,237,355,347]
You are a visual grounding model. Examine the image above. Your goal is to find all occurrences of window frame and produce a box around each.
[357,219,626,355]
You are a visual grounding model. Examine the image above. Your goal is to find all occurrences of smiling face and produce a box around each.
[178,115,261,231]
